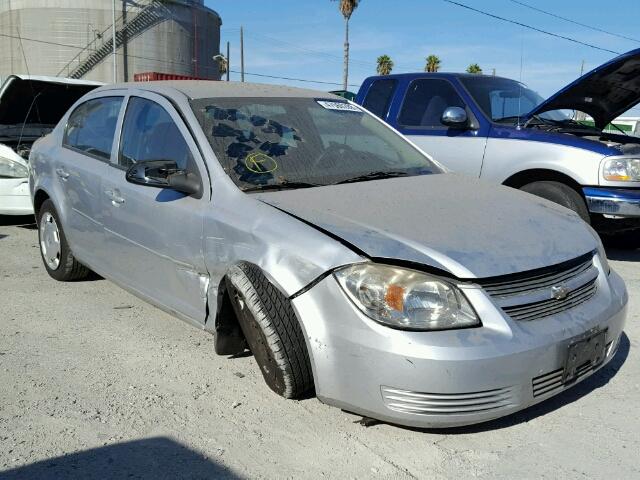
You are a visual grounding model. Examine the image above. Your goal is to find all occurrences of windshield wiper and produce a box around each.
[334,171,409,185]
[241,181,323,193]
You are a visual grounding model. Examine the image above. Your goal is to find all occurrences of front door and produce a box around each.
[101,93,210,324]
[395,78,487,176]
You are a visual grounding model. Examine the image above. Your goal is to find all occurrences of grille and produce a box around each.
[502,277,597,321]
[381,386,513,415]
[477,252,599,321]
[481,254,595,298]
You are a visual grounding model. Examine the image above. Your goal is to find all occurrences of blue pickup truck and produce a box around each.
[355,49,640,236]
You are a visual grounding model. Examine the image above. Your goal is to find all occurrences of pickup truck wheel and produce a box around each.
[37,200,90,281]
[226,264,314,399]
[520,181,590,223]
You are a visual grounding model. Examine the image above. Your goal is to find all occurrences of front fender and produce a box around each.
[203,177,364,320]
[482,137,603,186]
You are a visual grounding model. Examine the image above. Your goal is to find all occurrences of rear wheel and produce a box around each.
[520,181,590,223]
[226,263,314,399]
[37,199,90,281]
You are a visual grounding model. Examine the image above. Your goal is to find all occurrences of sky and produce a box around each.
[206,0,640,106]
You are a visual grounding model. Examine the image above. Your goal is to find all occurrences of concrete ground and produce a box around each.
[1,215,638,479]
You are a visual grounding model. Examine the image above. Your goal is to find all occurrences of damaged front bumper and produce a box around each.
[291,264,628,428]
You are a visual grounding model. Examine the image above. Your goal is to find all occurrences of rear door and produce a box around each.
[58,95,124,267]
[393,78,486,176]
[101,92,210,323]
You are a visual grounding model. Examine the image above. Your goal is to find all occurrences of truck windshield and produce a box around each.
[190,97,441,191]
[460,76,567,124]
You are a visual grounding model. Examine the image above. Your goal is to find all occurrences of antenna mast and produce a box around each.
[517,42,523,128]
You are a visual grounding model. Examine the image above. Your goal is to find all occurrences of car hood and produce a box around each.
[0,75,101,130]
[526,48,640,130]
[256,175,597,279]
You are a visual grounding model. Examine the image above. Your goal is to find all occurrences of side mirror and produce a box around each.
[441,106,469,129]
[125,160,201,196]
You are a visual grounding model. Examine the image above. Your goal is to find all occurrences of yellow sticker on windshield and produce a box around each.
[245,152,278,173]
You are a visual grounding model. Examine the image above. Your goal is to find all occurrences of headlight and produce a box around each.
[0,155,28,178]
[603,157,640,181]
[334,263,480,331]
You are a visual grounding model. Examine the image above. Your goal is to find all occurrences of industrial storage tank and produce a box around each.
[0,0,222,83]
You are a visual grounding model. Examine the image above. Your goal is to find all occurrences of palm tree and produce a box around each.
[334,0,361,90]
[466,63,482,74]
[424,54,441,73]
[376,55,394,75]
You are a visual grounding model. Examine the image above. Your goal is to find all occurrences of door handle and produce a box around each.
[105,189,125,205]
[55,167,70,180]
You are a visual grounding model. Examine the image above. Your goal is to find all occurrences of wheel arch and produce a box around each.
[208,261,308,356]
[32,188,51,219]
[502,169,585,197]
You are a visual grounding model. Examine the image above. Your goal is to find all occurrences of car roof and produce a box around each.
[94,80,341,100]
[363,72,516,83]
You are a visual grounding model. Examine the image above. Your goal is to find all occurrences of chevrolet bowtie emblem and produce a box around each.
[551,285,570,300]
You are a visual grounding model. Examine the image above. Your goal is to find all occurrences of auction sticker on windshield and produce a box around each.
[316,100,362,112]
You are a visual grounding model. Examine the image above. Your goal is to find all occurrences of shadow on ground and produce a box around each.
[606,247,640,262]
[603,233,640,261]
[0,214,36,228]
[0,437,241,480]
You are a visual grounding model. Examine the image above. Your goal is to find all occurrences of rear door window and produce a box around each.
[63,97,123,160]
[398,79,465,128]
[362,79,397,118]
[118,97,194,170]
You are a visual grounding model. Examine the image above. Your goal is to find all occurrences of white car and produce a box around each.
[0,75,101,215]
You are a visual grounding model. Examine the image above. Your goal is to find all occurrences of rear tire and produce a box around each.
[37,199,90,281]
[520,181,590,223]
[226,263,314,399]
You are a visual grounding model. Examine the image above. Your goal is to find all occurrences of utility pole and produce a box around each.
[112,0,117,82]
[226,41,230,81]
[240,26,245,82]
[491,68,496,76]
[580,59,585,76]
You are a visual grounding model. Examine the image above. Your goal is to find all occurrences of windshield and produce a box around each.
[191,97,441,190]
[459,76,568,124]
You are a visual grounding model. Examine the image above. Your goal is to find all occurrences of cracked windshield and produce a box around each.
[192,97,441,190]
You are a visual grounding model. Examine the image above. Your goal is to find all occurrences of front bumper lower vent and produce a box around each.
[532,340,614,397]
[381,386,514,415]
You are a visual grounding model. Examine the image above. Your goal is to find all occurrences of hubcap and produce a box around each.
[40,212,61,270]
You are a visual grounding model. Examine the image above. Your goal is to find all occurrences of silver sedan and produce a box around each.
[29,81,628,428]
